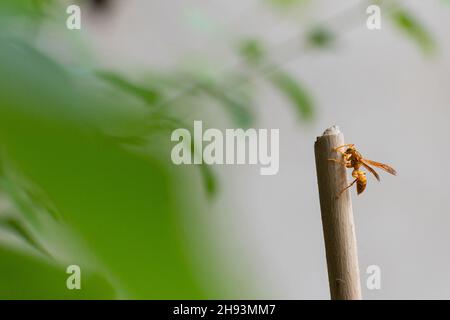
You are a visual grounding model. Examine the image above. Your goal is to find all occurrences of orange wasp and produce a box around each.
[329,144,397,198]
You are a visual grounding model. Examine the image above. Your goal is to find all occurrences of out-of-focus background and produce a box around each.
[1,0,450,299]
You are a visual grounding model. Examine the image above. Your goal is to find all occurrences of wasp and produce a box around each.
[329,144,397,198]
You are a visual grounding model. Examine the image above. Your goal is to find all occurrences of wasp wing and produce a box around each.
[361,159,397,176]
[360,160,380,181]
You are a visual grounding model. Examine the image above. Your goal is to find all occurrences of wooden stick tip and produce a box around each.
[322,125,340,136]
[316,125,341,143]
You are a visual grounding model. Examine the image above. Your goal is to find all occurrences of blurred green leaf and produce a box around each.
[96,71,163,107]
[0,243,116,299]
[198,161,218,198]
[0,216,50,257]
[239,38,266,65]
[187,134,218,198]
[0,0,54,24]
[306,26,335,49]
[114,114,219,199]
[270,70,314,120]
[266,0,307,9]
[390,8,435,54]
[145,114,219,198]
[0,39,218,299]
[199,81,254,127]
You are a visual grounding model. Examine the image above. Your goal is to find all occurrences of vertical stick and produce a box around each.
[314,126,362,300]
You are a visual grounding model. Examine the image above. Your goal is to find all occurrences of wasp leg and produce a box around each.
[334,143,355,150]
[332,147,349,157]
[336,178,357,199]
[328,158,352,169]
[333,144,355,153]
[335,149,347,157]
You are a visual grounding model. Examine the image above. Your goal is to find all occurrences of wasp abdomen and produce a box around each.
[356,181,366,194]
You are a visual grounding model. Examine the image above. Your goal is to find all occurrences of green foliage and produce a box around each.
[390,7,435,54]
[270,71,314,120]
[237,37,315,121]
[0,0,54,23]
[0,216,49,257]
[198,80,254,128]
[0,244,115,299]
[95,72,220,198]
[306,26,335,49]
[266,0,307,9]
[96,71,163,107]
[239,38,266,65]
[0,39,214,299]
[196,155,218,197]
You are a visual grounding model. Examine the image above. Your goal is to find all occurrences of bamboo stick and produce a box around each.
[314,126,362,300]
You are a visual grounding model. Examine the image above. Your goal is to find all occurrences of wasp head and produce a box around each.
[345,146,356,154]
